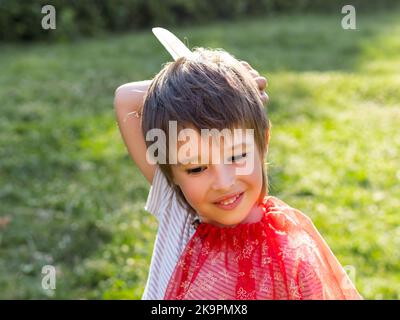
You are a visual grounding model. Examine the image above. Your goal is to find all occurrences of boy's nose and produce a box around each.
[211,164,235,191]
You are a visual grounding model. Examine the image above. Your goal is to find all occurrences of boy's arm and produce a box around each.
[114,80,155,184]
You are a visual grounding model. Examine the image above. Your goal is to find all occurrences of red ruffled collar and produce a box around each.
[194,196,288,238]
[165,195,362,300]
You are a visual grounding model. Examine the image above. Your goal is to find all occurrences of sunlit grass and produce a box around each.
[1,8,399,299]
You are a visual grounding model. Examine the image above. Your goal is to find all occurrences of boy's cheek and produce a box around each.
[180,182,203,207]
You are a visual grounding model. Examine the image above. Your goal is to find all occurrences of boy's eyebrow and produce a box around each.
[177,155,201,166]
[177,143,249,166]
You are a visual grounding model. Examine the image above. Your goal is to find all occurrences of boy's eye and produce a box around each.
[231,152,247,162]
[186,166,207,174]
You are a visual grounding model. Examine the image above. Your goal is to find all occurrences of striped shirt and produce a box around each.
[142,166,197,300]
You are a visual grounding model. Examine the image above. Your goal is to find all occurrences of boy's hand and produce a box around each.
[240,61,269,104]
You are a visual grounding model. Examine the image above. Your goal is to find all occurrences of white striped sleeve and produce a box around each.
[144,165,174,220]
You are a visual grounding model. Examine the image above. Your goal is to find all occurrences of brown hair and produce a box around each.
[142,47,270,214]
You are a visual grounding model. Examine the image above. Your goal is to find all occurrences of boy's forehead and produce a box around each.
[172,127,255,164]
[176,127,253,146]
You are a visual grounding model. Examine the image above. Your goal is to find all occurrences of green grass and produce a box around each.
[1,9,400,299]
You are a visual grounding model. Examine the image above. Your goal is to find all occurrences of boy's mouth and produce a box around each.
[213,192,244,210]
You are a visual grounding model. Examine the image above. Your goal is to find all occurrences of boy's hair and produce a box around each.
[142,47,270,214]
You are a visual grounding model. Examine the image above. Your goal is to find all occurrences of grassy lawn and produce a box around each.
[1,9,399,299]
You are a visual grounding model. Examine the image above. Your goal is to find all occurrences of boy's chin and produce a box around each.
[200,197,261,227]
[206,211,260,227]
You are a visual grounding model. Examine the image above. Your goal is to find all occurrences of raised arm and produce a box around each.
[114,80,156,184]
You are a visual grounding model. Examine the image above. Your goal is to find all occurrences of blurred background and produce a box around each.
[0,0,399,299]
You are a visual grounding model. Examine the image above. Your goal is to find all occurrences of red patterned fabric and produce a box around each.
[164,196,362,300]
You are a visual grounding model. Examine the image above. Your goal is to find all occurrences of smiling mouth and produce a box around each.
[213,192,244,209]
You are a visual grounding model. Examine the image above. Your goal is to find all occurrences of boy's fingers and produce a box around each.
[255,76,268,90]
[260,91,269,104]
[249,69,260,78]
[240,60,265,81]
[240,61,269,103]
[240,60,251,69]
[241,61,259,76]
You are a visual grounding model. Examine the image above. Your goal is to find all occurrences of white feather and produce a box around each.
[152,27,193,61]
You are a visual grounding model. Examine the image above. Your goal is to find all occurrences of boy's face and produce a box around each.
[171,126,269,227]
